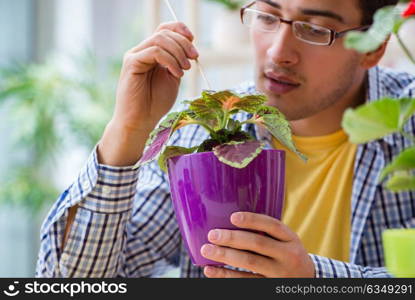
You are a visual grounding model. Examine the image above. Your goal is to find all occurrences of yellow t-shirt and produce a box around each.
[272,129,357,262]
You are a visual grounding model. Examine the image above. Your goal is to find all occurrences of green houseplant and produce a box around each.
[342,0,415,277]
[135,89,306,171]
[135,89,306,266]
[343,0,415,192]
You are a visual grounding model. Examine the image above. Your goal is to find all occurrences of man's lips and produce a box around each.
[264,71,301,86]
[264,72,301,95]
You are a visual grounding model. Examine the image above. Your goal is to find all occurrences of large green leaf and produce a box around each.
[380,147,415,181]
[399,98,415,127]
[344,6,400,53]
[342,98,415,144]
[386,172,415,192]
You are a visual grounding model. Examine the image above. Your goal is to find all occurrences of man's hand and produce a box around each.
[200,212,315,278]
[98,21,198,166]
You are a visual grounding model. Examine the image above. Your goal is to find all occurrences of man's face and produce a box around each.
[252,0,365,121]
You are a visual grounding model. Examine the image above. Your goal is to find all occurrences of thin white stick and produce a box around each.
[164,0,179,22]
[163,0,212,90]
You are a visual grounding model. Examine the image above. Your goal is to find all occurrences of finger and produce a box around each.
[167,30,199,60]
[129,31,198,72]
[231,212,297,242]
[207,229,281,259]
[128,32,189,70]
[130,46,184,78]
[204,266,264,278]
[200,244,274,276]
[157,21,194,42]
[129,21,194,54]
[158,32,192,70]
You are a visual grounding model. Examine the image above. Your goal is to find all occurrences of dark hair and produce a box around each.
[358,0,399,25]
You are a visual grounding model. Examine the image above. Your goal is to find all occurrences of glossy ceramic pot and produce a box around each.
[167,149,285,266]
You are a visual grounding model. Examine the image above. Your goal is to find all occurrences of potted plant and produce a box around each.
[343,1,415,192]
[342,0,415,277]
[135,89,306,266]
[205,0,250,51]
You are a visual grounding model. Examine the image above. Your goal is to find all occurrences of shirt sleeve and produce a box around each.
[310,254,393,278]
[35,145,180,277]
[36,121,208,278]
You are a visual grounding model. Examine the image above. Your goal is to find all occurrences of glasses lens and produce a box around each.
[293,22,331,45]
[242,9,280,32]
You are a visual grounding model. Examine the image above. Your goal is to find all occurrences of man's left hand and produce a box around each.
[200,212,315,278]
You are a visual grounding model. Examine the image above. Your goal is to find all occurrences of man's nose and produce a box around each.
[267,23,300,67]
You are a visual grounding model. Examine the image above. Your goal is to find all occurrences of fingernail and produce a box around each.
[208,230,220,241]
[191,47,199,57]
[184,60,191,69]
[231,212,243,224]
[201,244,215,257]
[184,27,193,38]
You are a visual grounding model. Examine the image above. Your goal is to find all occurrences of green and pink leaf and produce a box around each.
[247,105,307,161]
[213,140,264,168]
[158,146,198,172]
[134,127,171,169]
[201,90,267,114]
[135,111,189,169]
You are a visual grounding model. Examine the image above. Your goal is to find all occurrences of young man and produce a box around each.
[37,0,414,278]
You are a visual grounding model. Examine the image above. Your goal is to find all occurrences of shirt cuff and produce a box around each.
[77,145,140,214]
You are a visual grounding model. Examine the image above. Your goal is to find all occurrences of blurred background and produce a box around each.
[0,0,414,277]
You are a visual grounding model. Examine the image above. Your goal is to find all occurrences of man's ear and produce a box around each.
[359,36,390,69]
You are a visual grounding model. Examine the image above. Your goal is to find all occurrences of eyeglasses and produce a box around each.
[240,1,370,46]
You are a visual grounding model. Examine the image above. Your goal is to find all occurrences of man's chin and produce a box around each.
[262,97,307,121]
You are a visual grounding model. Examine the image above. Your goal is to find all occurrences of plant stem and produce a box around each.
[240,119,254,125]
[221,111,229,129]
[396,32,415,65]
[194,121,215,135]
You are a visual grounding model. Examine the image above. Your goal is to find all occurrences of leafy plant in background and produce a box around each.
[136,90,307,172]
[0,52,118,213]
[205,0,245,11]
[342,0,415,192]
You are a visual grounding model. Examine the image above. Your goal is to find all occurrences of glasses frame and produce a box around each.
[240,1,370,46]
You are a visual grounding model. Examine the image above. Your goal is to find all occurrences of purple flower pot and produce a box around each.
[167,149,285,266]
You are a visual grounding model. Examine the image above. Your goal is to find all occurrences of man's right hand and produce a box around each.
[97,22,199,166]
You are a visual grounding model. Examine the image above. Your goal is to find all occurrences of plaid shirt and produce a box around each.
[36,66,415,278]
